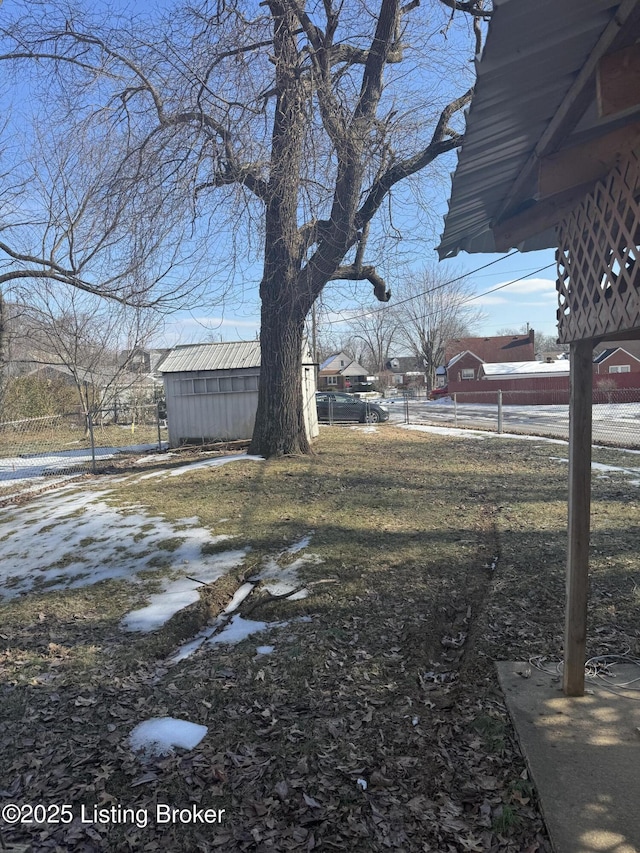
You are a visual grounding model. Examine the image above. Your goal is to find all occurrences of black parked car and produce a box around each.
[316,392,389,424]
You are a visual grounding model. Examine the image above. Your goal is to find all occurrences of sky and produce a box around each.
[156,242,560,351]
[0,0,561,353]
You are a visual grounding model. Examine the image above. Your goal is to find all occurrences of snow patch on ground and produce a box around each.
[0,458,255,630]
[129,717,207,756]
[0,485,240,607]
[169,535,319,662]
[134,453,175,465]
[551,456,640,486]
[223,582,256,613]
[286,534,314,554]
[168,454,264,477]
[254,553,320,599]
[121,551,246,633]
[207,614,285,646]
[399,423,568,444]
[0,442,168,483]
[400,424,488,440]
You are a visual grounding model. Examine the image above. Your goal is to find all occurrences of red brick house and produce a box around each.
[446,351,484,383]
[592,347,640,375]
[444,331,536,386]
[445,331,535,367]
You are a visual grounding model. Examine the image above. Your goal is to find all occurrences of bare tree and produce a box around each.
[0,0,489,456]
[0,290,6,412]
[342,304,401,374]
[496,326,565,359]
[395,268,485,390]
[0,110,213,312]
[17,287,160,427]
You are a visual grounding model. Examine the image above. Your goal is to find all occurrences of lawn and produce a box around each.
[1,425,639,851]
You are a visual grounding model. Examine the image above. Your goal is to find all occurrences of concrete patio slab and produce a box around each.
[497,661,640,853]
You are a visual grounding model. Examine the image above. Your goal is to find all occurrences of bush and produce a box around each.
[1,375,79,420]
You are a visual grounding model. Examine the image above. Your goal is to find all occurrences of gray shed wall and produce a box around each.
[163,368,259,445]
[163,365,318,446]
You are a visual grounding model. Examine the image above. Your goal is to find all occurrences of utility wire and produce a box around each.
[389,261,557,330]
[326,255,556,326]
[325,250,520,324]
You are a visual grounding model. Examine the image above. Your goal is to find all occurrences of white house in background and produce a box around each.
[317,352,369,390]
[160,340,319,447]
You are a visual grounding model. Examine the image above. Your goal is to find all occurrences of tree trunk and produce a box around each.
[248,1,310,458]
[249,283,310,458]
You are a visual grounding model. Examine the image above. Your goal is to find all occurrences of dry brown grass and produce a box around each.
[1,426,639,851]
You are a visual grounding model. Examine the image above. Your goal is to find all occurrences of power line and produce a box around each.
[462,262,556,305]
[325,250,520,325]
[397,262,557,328]
[325,255,556,326]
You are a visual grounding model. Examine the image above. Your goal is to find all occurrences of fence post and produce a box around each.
[404,393,409,424]
[329,397,333,425]
[157,401,163,451]
[453,393,457,428]
[88,412,97,474]
[498,390,503,434]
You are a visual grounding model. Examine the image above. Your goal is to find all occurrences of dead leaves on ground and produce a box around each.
[1,590,551,852]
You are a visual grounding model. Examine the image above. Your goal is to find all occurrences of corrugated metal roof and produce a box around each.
[159,340,261,373]
[438,0,627,258]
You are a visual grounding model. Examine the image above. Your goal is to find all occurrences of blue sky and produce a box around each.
[441,249,559,337]
[157,246,559,349]
[0,0,561,351]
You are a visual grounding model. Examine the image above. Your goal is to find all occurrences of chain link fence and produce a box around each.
[389,387,640,448]
[0,403,167,487]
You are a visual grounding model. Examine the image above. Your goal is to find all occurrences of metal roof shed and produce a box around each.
[160,340,318,447]
[440,0,640,695]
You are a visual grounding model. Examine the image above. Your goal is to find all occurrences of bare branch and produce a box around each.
[438,0,492,19]
[329,264,391,302]
[356,87,473,228]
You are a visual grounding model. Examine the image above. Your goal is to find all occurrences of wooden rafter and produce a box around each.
[539,121,640,198]
[597,43,640,118]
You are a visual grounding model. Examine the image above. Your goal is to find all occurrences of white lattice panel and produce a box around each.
[556,153,640,343]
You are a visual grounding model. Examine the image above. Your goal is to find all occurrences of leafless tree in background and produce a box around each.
[395,268,485,390]
[342,304,402,374]
[0,0,490,456]
[14,287,160,426]
[0,116,211,312]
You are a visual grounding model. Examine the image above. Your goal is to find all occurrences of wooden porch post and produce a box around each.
[563,338,593,696]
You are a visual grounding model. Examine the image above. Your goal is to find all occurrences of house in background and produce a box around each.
[160,340,318,447]
[317,352,369,390]
[443,332,536,384]
[118,347,170,374]
[445,331,535,367]
[446,350,485,383]
[592,346,640,375]
[434,365,447,389]
[384,356,427,389]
